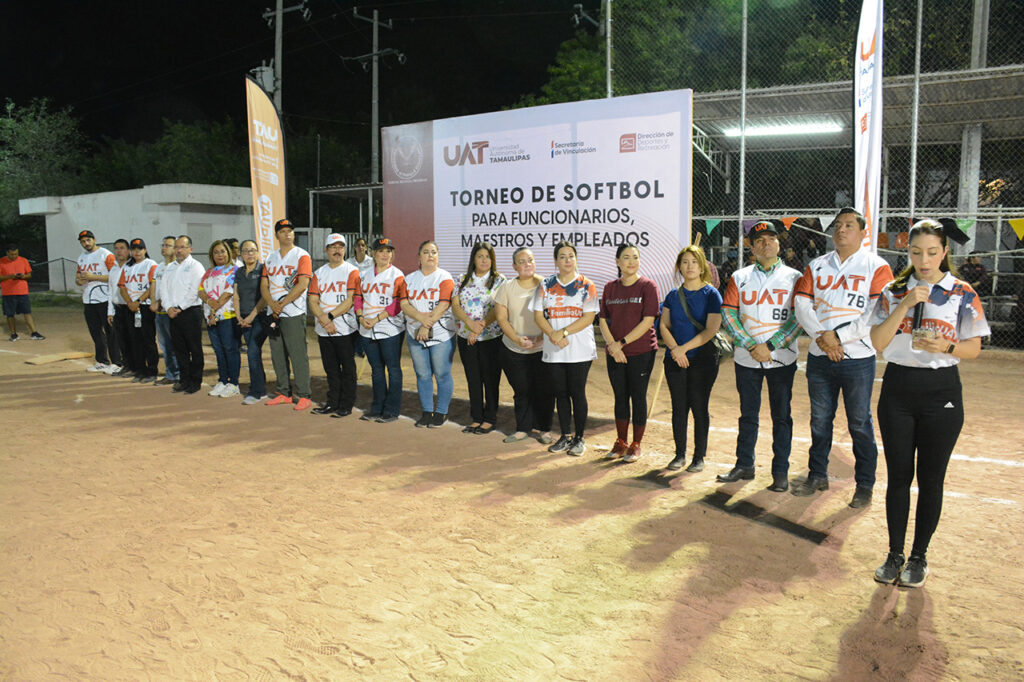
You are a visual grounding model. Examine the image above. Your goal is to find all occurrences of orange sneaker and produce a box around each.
[266,394,292,406]
[293,397,313,411]
[623,442,642,463]
[603,438,629,460]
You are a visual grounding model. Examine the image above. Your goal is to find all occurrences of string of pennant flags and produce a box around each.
[697,216,1024,242]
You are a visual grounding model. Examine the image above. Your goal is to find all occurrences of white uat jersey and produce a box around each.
[722,261,802,368]
[358,264,406,340]
[310,262,361,337]
[77,247,115,304]
[794,248,893,360]
[263,246,313,318]
[118,258,158,305]
[402,268,456,346]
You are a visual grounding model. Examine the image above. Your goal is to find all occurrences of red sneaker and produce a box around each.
[603,438,629,460]
[623,442,642,463]
[293,397,313,411]
[266,394,292,406]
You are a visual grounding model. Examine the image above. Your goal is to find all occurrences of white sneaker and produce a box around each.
[208,381,227,397]
[87,363,107,372]
[241,394,267,405]
[219,384,240,398]
[103,364,121,375]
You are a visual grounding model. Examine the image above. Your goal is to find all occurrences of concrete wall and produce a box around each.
[20,184,254,292]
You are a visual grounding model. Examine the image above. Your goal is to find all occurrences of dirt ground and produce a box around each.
[2,305,1023,681]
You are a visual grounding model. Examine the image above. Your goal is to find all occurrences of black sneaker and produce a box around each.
[666,455,686,471]
[567,436,586,457]
[331,408,352,419]
[898,555,929,588]
[8,333,17,342]
[376,414,398,423]
[685,457,705,473]
[547,435,572,453]
[429,412,447,428]
[360,412,381,422]
[312,404,336,415]
[415,412,434,428]
[849,486,873,508]
[30,332,45,340]
[873,552,905,584]
[171,382,186,393]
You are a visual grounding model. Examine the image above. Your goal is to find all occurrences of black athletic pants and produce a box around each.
[318,332,357,411]
[458,335,503,424]
[606,349,656,426]
[112,305,135,372]
[170,306,205,389]
[664,344,720,459]
[878,363,964,557]
[549,360,592,438]
[84,302,117,365]
[128,306,159,377]
[501,345,553,433]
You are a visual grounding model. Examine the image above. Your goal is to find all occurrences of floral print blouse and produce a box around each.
[454,271,507,340]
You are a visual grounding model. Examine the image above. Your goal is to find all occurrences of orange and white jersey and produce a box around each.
[722,261,802,368]
[358,264,406,339]
[199,264,238,321]
[871,272,990,369]
[77,247,115,304]
[118,258,158,305]
[310,262,361,337]
[528,272,599,363]
[107,261,128,317]
[402,268,456,346]
[263,246,313,318]
[794,248,893,359]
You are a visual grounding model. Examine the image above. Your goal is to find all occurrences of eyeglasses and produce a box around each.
[241,248,258,254]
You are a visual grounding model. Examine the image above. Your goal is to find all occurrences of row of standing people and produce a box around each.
[75,209,988,589]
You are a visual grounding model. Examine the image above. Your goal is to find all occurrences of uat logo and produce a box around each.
[258,194,273,233]
[619,133,636,153]
[253,119,279,142]
[443,141,488,166]
[860,34,876,61]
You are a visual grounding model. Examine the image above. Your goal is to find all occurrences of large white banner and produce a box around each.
[383,91,692,300]
[854,0,883,251]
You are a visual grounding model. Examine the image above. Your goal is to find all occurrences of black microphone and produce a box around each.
[912,302,924,330]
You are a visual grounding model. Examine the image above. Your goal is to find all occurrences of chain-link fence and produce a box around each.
[609,0,1024,347]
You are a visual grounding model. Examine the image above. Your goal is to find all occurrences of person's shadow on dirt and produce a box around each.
[835,585,947,680]
[622,487,862,679]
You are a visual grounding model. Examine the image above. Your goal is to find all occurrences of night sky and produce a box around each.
[2,0,593,143]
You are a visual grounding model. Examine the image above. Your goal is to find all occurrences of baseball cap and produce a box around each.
[78,229,95,240]
[325,233,347,247]
[274,218,295,233]
[371,237,395,251]
[129,238,147,250]
[749,221,778,238]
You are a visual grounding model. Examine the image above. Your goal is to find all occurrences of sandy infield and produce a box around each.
[1,306,1023,680]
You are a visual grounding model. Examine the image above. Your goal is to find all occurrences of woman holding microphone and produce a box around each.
[870,220,990,588]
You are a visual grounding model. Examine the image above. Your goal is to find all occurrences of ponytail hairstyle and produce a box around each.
[615,242,639,278]
[461,241,498,290]
[673,245,712,285]
[891,219,959,291]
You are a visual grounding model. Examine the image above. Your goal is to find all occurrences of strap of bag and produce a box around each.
[677,286,706,332]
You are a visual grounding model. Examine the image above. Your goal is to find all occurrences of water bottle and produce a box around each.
[134,310,142,328]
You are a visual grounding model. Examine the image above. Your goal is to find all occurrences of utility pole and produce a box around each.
[352,8,395,185]
[261,0,311,112]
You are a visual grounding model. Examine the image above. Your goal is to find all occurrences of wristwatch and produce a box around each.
[946,342,955,354]
[327,312,335,320]
[562,329,569,338]
[766,340,776,351]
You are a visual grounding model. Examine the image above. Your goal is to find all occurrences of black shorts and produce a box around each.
[2,294,31,317]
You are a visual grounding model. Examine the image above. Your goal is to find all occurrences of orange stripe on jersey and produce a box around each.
[438,278,454,302]
[870,263,894,298]
[722,278,740,309]
[347,268,361,293]
[794,266,814,298]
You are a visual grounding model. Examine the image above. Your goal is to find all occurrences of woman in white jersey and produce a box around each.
[355,237,406,422]
[200,240,240,398]
[529,241,599,457]
[400,240,456,428]
[869,220,990,588]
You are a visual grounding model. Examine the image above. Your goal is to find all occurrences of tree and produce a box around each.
[512,31,605,108]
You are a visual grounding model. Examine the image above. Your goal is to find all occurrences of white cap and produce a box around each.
[325,233,346,247]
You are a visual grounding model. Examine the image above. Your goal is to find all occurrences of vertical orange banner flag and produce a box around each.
[245,75,287,258]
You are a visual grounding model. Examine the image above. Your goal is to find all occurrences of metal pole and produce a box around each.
[308,191,314,231]
[908,0,923,216]
[737,0,748,233]
[274,0,283,111]
[371,9,380,185]
[606,0,613,98]
[993,205,1002,294]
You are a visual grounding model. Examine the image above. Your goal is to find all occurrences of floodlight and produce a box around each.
[723,122,844,137]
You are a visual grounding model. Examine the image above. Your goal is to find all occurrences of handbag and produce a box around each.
[677,286,734,358]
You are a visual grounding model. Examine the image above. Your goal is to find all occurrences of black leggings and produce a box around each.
[663,345,720,458]
[606,350,656,426]
[878,363,964,557]
[549,360,592,437]
[457,335,503,424]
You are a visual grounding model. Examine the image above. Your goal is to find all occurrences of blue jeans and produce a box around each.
[805,353,879,488]
[365,331,404,417]
[735,362,796,474]
[408,336,455,414]
[241,314,269,398]
[208,318,240,385]
[154,313,179,380]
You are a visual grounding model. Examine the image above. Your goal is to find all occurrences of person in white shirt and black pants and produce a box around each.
[164,235,206,394]
[869,219,990,588]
